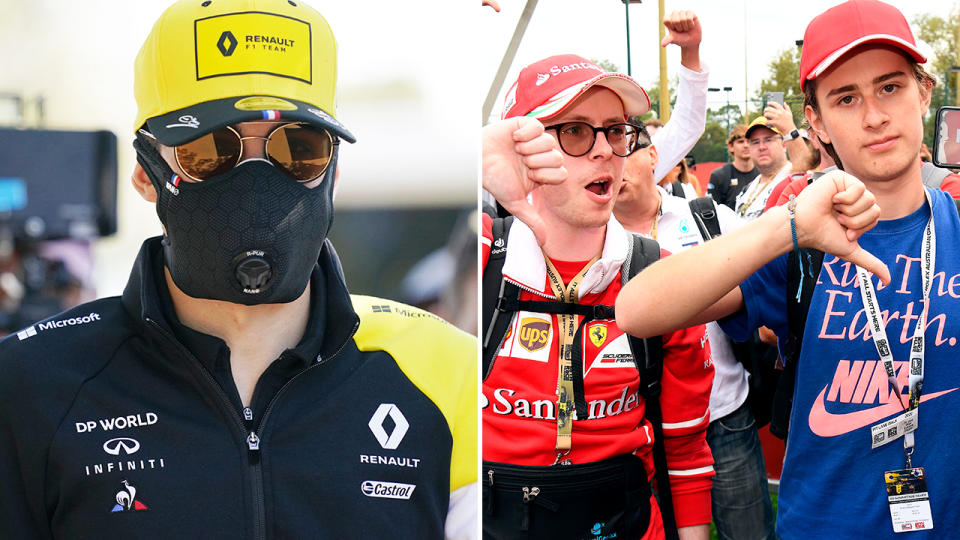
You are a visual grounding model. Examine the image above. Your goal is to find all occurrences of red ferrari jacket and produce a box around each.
[481,214,715,528]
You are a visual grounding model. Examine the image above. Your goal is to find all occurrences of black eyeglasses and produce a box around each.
[543,122,648,157]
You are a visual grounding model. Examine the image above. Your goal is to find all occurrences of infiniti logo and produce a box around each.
[103,437,141,456]
[368,404,409,450]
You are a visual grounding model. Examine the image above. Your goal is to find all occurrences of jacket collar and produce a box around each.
[501,216,629,299]
[121,236,359,366]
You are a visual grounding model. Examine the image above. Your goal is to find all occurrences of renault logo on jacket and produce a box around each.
[368,404,409,450]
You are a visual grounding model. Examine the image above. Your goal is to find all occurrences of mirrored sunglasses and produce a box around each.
[144,123,336,182]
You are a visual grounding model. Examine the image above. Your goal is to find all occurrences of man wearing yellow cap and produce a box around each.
[736,115,791,221]
[0,1,477,538]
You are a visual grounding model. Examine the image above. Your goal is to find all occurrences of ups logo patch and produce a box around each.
[518,317,550,352]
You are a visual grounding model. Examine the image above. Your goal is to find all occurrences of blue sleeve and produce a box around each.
[718,253,790,342]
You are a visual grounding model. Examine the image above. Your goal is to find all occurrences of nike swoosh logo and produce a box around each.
[808,387,958,438]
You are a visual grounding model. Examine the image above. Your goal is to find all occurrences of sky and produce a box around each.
[481,0,959,124]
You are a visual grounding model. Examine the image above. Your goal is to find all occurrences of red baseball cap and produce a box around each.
[800,0,926,91]
[501,54,650,120]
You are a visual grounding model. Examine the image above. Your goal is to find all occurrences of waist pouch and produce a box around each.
[482,454,652,539]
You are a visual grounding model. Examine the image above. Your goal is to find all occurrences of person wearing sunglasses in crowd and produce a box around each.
[481,51,714,539]
[0,1,477,538]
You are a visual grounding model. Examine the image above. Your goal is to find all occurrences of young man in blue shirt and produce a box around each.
[616,1,958,537]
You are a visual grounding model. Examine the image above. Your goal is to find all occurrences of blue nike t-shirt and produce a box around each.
[721,187,960,539]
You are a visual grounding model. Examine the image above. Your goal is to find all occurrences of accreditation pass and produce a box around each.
[884,468,933,533]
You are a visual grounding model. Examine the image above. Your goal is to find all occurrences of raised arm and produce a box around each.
[615,170,890,337]
[651,10,708,183]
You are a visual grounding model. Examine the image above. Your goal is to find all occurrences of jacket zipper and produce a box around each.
[146,316,359,539]
[245,318,359,538]
[505,277,554,299]
[145,318,261,536]
[520,486,540,530]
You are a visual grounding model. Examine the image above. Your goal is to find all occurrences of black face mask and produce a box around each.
[134,135,336,305]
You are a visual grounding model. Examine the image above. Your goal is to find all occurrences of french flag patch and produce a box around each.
[165,173,182,195]
[261,110,281,120]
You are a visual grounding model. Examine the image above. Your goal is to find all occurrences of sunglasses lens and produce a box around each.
[175,128,242,181]
[266,124,334,182]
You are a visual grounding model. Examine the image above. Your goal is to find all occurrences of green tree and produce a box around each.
[692,101,746,164]
[690,122,728,164]
[706,103,744,132]
[913,8,960,148]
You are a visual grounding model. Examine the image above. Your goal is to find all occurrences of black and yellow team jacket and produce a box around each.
[0,237,477,539]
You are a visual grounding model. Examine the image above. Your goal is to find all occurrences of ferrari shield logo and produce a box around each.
[588,325,607,348]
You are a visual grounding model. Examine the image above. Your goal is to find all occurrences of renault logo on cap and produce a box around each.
[217,31,238,56]
[103,437,141,456]
[368,404,409,450]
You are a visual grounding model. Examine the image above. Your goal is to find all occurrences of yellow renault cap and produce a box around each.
[134,0,355,146]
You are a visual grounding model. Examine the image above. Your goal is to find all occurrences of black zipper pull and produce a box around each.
[520,486,540,530]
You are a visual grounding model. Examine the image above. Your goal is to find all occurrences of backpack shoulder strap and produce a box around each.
[620,234,678,540]
[622,233,661,283]
[671,179,686,199]
[640,335,676,540]
[481,216,515,379]
[622,234,664,396]
[688,196,722,240]
[773,247,825,440]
